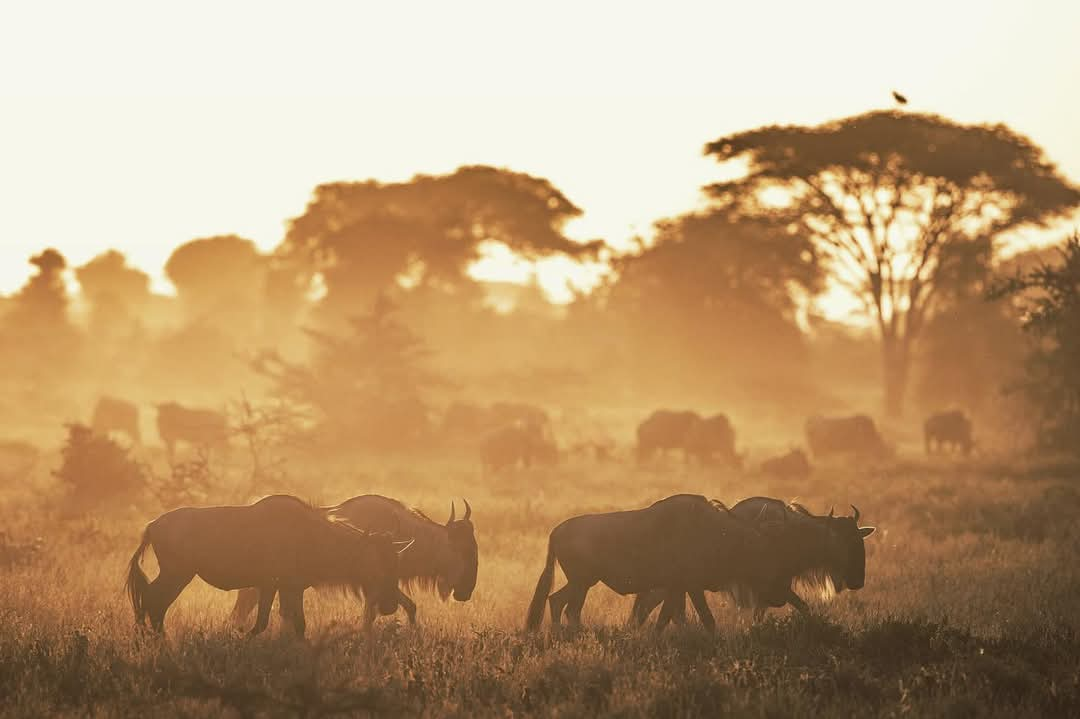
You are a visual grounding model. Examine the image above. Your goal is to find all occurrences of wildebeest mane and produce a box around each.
[328,495,454,597]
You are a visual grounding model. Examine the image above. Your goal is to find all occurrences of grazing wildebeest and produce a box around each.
[632,497,876,625]
[481,422,558,472]
[686,413,742,467]
[91,396,140,444]
[525,494,785,632]
[805,415,889,460]
[760,448,812,479]
[231,495,478,625]
[635,410,701,462]
[924,410,973,456]
[156,401,228,459]
[125,495,407,636]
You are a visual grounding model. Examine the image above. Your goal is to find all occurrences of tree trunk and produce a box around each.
[882,337,911,418]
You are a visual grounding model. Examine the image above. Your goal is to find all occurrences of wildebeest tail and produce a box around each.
[125,527,152,625]
[525,537,557,631]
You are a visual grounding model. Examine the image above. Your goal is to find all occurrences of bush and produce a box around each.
[53,423,146,508]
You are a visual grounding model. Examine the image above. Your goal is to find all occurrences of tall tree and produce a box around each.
[165,235,265,331]
[0,249,82,390]
[705,111,1080,415]
[253,295,445,449]
[596,210,821,399]
[75,250,151,337]
[277,165,600,317]
[989,234,1080,451]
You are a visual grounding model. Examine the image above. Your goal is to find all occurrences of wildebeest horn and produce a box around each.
[851,504,861,523]
[463,498,472,521]
[449,501,456,524]
[828,506,835,518]
[394,538,415,554]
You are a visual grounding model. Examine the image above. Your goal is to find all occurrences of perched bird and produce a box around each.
[892,90,908,105]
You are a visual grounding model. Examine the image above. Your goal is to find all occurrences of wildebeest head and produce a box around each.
[444,499,478,601]
[820,504,876,590]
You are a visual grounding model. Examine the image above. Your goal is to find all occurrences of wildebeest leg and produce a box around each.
[688,591,716,632]
[362,598,380,638]
[249,586,276,636]
[397,589,418,624]
[231,587,259,625]
[654,589,684,631]
[786,590,810,614]
[752,605,767,623]
[548,584,573,626]
[147,570,195,634]
[563,584,589,628]
[630,590,664,626]
[278,587,306,637]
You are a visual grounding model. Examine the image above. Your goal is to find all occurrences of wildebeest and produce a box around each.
[231,495,478,625]
[125,495,407,636]
[525,494,785,632]
[91,396,140,444]
[924,410,973,456]
[636,410,740,466]
[632,497,876,625]
[481,422,558,472]
[805,415,889,460]
[760,448,812,479]
[636,410,701,462]
[156,401,228,459]
[686,413,741,466]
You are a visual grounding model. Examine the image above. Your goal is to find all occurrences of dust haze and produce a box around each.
[1,102,1079,716]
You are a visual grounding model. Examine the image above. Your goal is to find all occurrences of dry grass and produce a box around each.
[1,450,1078,717]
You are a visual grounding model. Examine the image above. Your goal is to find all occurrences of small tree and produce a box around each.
[989,234,1080,451]
[255,296,445,449]
[54,423,146,508]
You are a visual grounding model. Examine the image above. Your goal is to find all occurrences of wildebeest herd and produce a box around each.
[126,491,874,638]
[114,401,974,637]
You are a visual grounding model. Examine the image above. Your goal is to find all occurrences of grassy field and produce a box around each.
[1,449,1078,717]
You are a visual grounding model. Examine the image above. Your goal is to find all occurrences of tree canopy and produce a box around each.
[277,165,601,316]
[705,110,1080,415]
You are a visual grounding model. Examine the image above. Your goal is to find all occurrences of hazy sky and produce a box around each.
[1,1,1078,299]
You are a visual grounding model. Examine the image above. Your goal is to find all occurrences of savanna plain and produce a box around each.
[1,439,1078,719]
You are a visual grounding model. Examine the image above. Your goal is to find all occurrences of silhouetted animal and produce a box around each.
[924,410,973,456]
[805,415,889,459]
[686,413,741,467]
[635,410,701,462]
[892,90,908,105]
[632,497,876,625]
[125,495,406,636]
[156,402,228,459]
[525,494,784,632]
[231,495,477,625]
[481,422,558,471]
[760,448,811,479]
[91,396,140,443]
[636,410,740,466]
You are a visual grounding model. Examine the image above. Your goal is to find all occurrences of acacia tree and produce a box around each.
[705,111,1080,415]
[276,165,601,318]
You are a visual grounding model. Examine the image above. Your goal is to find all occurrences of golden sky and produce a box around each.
[1,1,1078,309]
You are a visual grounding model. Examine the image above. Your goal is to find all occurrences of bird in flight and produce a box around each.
[892,90,908,105]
